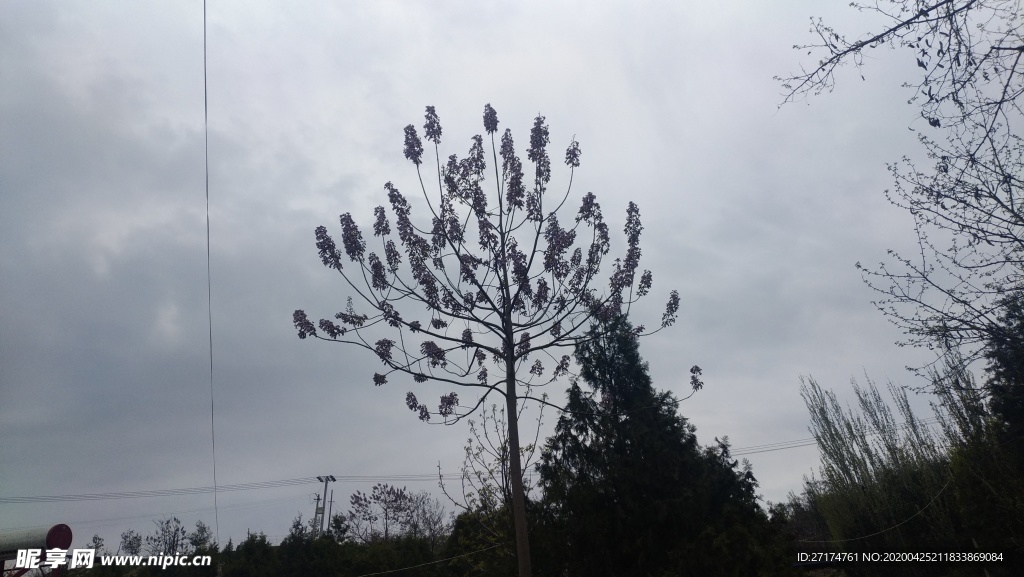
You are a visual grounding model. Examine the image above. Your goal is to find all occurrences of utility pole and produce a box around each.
[311,493,321,538]
[326,490,335,536]
[313,475,336,538]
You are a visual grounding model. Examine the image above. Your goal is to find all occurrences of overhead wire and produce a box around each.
[0,494,307,533]
[797,472,954,544]
[1,418,948,504]
[202,0,219,545]
[0,414,948,506]
[730,417,942,457]
[0,475,439,504]
[352,544,500,577]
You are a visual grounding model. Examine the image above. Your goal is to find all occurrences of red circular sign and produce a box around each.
[46,524,72,550]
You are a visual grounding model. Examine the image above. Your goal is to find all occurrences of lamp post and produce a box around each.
[314,475,336,538]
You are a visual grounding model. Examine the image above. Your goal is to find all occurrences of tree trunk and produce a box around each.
[506,360,532,577]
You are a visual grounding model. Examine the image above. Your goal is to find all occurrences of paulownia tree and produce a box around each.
[293,104,681,577]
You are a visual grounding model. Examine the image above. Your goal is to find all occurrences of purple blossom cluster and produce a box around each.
[375,339,395,362]
[336,298,368,327]
[293,309,316,339]
[386,181,438,306]
[373,206,391,237]
[500,129,526,209]
[516,332,531,357]
[527,114,551,209]
[381,302,402,327]
[543,215,576,280]
[339,212,366,262]
[423,106,442,145]
[404,390,456,421]
[689,365,704,391]
[318,319,345,339]
[564,137,581,168]
[438,392,458,417]
[315,226,342,270]
[403,125,423,165]
[532,278,550,311]
[368,253,387,290]
[459,253,479,284]
[419,340,447,368]
[529,359,544,376]
[384,240,401,274]
[508,239,530,305]
[553,355,571,378]
[482,103,498,134]
[662,291,681,328]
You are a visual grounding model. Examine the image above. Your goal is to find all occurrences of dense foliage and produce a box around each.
[776,355,1024,576]
[536,315,791,576]
[985,293,1024,460]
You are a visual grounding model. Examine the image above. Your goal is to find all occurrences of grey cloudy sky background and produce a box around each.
[2,0,945,547]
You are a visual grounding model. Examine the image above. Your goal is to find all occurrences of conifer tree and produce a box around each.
[538,316,776,576]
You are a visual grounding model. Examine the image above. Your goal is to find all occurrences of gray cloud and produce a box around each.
[2,0,947,546]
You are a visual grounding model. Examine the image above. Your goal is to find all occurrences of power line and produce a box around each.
[0,418,948,504]
[352,544,500,577]
[797,472,954,544]
[0,475,440,504]
[730,417,942,457]
[732,439,818,456]
[202,0,219,545]
[1,494,307,532]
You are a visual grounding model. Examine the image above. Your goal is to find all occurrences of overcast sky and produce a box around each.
[2,0,947,548]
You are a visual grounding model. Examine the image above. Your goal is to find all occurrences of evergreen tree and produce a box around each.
[221,532,279,577]
[985,293,1024,459]
[538,315,785,576]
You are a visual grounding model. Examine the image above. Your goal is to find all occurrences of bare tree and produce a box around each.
[84,534,106,556]
[437,400,545,562]
[778,1,1024,371]
[459,402,544,513]
[119,529,142,556]
[347,483,413,543]
[188,520,215,552]
[405,491,452,554]
[293,104,681,576]
[324,512,349,543]
[144,517,189,556]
